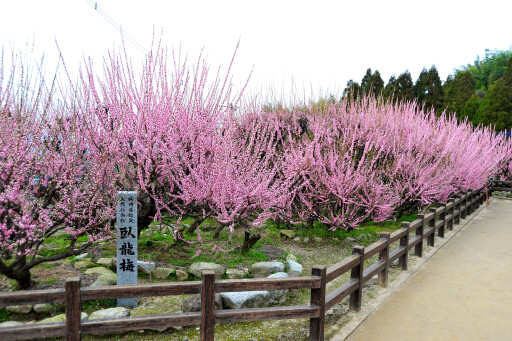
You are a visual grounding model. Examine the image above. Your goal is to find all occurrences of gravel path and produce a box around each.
[343,198,512,341]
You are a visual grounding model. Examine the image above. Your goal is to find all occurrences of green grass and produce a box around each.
[44,278,59,285]
[81,299,117,314]
[0,308,11,323]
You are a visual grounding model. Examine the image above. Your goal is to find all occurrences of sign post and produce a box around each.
[116,191,138,307]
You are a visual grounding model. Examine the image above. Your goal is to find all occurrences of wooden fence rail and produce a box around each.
[488,180,512,193]
[0,189,487,341]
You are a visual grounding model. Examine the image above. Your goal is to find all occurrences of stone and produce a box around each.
[137,261,157,273]
[286,260,303,277]
[74,260,94,269]
[85,267,114,276]
[89,307,130,320]
[250,261,285,278]
[226,269,245,279]
[176,269,189,281]
[0,321,25,328]
[279,230,296,239]
[61,259,72,266]
[267,272,289,304]
[303,237,310,243]
[293,237,301,242]
[346,237,355,243]
[285,254,297,262]
[96,257,116,267]
[38,312,88,324]
[90,273,117,287]
[116,192,138,308]
[6,304,33,314]
[221,291,271,309]
[33,303,63,314]
[181,294,223,312]
[188,262,226,279]
[75,253,89,261]
[356,234,366,241]
[153,267,175,279]
[314,237,322,243]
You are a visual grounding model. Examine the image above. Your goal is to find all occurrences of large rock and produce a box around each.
[0,321,25,328]
[6,305,32,314]
[137,261,156,273]
[74,260,94,269]
[221,291,271,309]
[181,294,223,312]
[188,262,226,279]
[90,273,117,287]
[33,303,64,314]
[250,261,285,278]
[38,312,88,324]
[279,230,296,239]
[267,272,289,304]
[89,307,130,320]
[153,267,175,279]
[226,269,245,279]
[96,257,116,267]
[286,260,303,277]
[75,253,89,261]
[85,267,114,276]
[176,270,189,281]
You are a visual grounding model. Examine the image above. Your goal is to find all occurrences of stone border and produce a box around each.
[330,197,493,341]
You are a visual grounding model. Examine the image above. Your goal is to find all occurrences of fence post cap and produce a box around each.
[379,231,391,238]
[66,277,81,283]
[352,245,365,254]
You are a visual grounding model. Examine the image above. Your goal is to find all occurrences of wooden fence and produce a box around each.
[0,189,487,341]
[489,179,512,193]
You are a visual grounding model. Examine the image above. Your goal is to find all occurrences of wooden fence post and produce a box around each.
[349,246,365,311]
[427,209,436,247]
[439,203,446,238]
[378,232,390,288]
[201,270,216,341]
[309,265,327,341]
[65,277,81,341]
[399,222,410,270]
[447,198,455,230]
[415,215,424,257]
[454,196,461,225]
[468,192,473,214]
[459,193,466,219]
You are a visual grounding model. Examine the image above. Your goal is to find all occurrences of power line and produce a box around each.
[82,0,147,56]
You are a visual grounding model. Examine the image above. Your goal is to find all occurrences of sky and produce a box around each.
[1,0,511,104]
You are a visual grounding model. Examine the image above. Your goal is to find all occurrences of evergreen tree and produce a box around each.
[414,66,445,114]
[384,75,397,102]
[361,68,384,96]
[444,69,476,117]
[343,80,361,102]
[460,95,483,123]
[396,70,415,103]
[360,68,372,92]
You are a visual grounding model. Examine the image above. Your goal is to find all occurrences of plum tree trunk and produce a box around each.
[185,217,207,235]
[213,223,226,239]
[240,229,261,254]
[0,256,35,290]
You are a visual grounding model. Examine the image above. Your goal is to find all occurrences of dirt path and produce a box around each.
[344,198,512,341]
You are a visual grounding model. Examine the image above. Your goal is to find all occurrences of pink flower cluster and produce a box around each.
[1,42,511,272]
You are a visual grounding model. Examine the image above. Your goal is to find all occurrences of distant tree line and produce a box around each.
[342,48,512,131]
